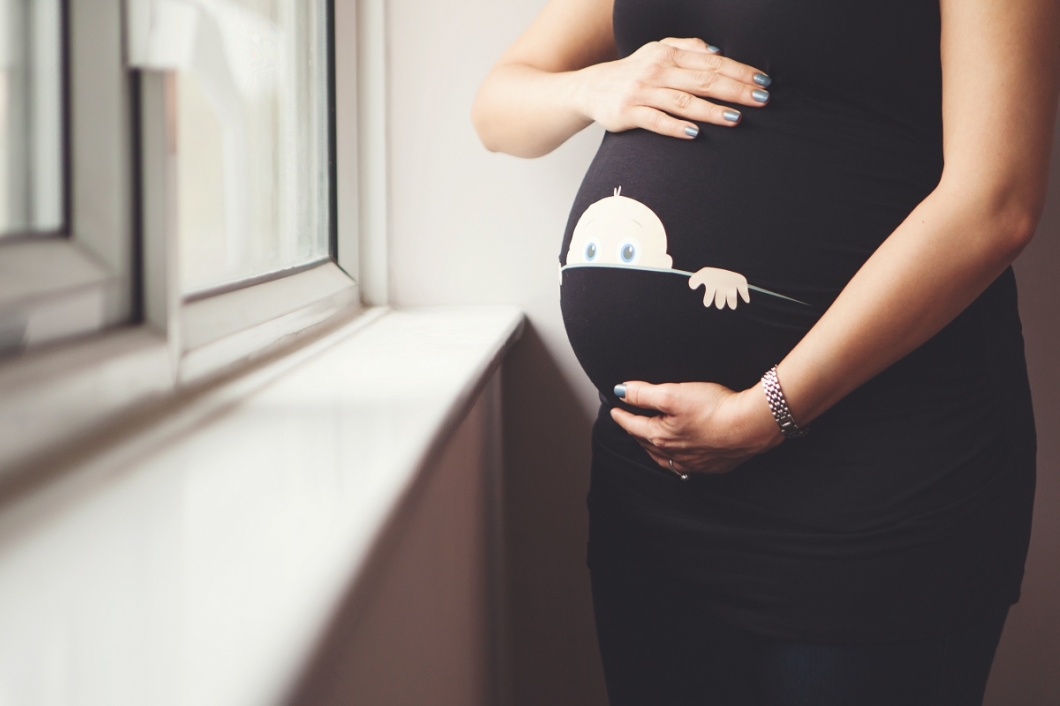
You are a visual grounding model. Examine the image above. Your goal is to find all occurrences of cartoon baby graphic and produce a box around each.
[563,187,777,310]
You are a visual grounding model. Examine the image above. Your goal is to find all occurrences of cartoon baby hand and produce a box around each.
[689,267,751,310]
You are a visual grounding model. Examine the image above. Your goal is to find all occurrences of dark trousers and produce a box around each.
[590,566,1009,706]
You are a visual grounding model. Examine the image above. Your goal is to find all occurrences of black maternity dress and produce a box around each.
[558,0,1037,645]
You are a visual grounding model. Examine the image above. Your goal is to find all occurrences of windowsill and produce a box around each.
[0,305,523,705]
[0,263,363,475]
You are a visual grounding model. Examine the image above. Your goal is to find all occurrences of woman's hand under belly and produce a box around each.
[611,379,782,475]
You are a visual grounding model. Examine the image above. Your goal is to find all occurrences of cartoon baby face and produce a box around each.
[566,188,673,269]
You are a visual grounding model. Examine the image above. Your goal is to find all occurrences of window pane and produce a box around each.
[177,0,329,295]
[0,0,64,238]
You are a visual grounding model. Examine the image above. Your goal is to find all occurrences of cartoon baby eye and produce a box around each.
[617,238,641,264]
[584,241,599,262]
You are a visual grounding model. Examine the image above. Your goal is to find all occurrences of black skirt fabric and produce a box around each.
[559,0,1036,642]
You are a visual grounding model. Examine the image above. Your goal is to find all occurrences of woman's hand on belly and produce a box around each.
[611,380,782,475]
[575,38,771,139]
[473,0,777,159]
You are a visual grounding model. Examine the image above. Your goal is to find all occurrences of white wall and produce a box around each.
[383,1,1060,704]
[384,1,609,703]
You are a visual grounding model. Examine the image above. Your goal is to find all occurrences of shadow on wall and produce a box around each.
[282,326,609,706]
[500,323,609,706]
[286,382,499,706]
[985,116,1060,705]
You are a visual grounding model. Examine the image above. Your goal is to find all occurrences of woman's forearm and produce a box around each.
[772,0,1060,431]
[776,178,1038,427]
[472,64,593,158]
[607,172,1051,471]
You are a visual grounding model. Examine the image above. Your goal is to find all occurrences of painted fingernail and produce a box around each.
[753,73,771,87]
[752,89,770,103]
[723,109,741,123]
[684,125,699,138]
[614,384,627,399]
[707,44,721,53]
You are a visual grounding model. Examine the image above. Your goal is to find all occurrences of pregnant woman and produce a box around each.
[473,1,1060,704]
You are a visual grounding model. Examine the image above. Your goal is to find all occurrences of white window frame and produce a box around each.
[0,0,136,354]
[0,0,388,475]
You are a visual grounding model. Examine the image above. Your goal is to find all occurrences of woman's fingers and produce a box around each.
[662,65,770,107]
[627,41,767,138]
[642,446,672,468]
[627,105,702,139]
[638,436,740,476]
[611,408,680,451]
[645,87,742,126]
[658,37,721,55]
[608,379,767,475]
[657,38,767,93]
[616,381,679,413]
[671,47,770,91]
[610,406,657,439]
[583,38,770,139]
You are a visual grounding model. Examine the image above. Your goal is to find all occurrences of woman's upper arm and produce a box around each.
[939,0,1060,232]
[493,0,617,73]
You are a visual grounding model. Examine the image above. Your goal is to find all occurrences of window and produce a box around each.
[0,0,63,239]
[174,0,331,295]
[0,0,367,472]
[0,0,135,359]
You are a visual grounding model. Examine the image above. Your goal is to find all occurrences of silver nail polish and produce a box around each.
[753,73,772,87]
[752,89,770,103]
[723,110,741,123]
[684,125,699,138]
[707,44,721,53]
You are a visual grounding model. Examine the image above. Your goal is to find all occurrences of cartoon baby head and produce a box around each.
[566,188,673,269]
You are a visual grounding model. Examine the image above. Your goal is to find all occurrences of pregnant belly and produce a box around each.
[559,100,942,400]
[560,265,818,401]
